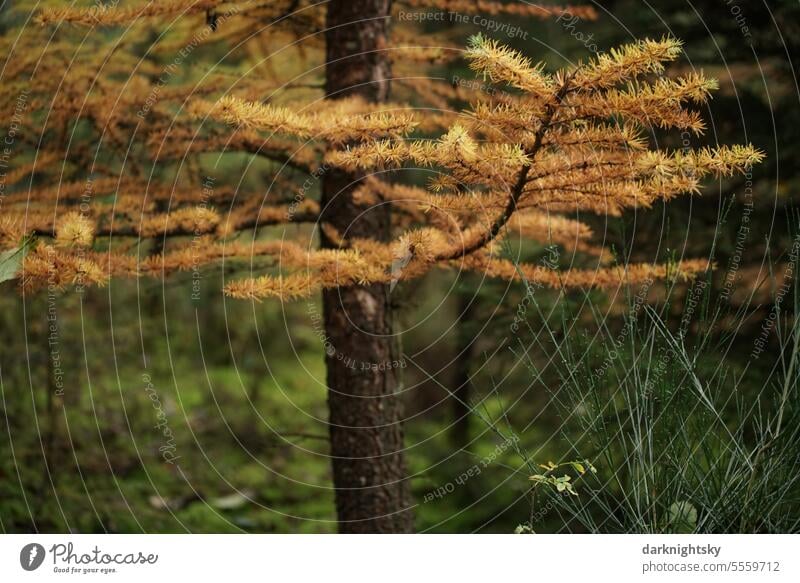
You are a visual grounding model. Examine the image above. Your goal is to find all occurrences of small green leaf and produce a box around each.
[667,501,698,533]
[0,236,35,284]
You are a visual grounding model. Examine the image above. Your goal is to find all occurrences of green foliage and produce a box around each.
[529,460,597,496]
[0,236,35,284]
[508,268,800,533]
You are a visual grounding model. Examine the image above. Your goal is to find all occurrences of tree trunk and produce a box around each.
[321,0,413,533]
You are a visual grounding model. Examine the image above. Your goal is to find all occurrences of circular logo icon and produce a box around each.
[20,543,46,571]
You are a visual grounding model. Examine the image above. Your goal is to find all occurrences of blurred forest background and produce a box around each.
[1,0,799,533]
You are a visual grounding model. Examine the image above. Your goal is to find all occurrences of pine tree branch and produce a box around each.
[436,75,573,261]
[27,206,319,240]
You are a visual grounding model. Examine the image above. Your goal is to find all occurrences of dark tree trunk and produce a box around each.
[320,0,413,533]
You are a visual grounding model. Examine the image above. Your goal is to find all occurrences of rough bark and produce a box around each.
[321,0,413,533]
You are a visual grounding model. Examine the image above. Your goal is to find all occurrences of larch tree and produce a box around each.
[1,0,761,532]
